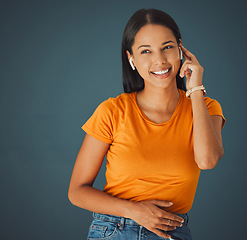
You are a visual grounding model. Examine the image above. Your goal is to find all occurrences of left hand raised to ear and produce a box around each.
[179,45,204,90]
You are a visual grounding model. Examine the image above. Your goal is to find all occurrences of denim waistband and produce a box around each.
[92,212,189,229]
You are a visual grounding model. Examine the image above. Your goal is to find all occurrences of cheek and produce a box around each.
[137,57,150,65]
[136,59,151,73]
[172,57,181,70]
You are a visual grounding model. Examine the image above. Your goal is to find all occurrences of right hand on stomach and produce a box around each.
[127,199,184,239]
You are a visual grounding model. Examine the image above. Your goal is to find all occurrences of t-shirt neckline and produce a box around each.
[131,89,184,126]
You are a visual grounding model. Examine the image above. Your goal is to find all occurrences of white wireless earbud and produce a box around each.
[179,47,183,60]
[129,57,135,70]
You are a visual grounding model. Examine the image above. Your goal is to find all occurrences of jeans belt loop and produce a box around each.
[118,217,125,230]
[186,213,189,225]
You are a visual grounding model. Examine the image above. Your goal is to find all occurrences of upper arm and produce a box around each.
[68,133,110,193]
[210,115,223,144]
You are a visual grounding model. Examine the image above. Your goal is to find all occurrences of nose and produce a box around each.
[153,52,166,65]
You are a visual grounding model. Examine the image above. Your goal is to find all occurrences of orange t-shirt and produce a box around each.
[81,89,226,214]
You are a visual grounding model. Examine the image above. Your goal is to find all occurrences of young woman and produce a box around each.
[68,8,226,240]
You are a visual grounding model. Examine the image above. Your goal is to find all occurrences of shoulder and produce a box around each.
[203,95,224,114]
[179,89,222,107]
[203,95,221,105]
[99,92,134,111]
[179,89,225,119]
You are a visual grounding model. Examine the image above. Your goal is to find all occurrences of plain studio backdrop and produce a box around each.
[0,0,246,239]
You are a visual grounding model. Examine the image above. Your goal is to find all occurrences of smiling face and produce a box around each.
[127,24,182,89]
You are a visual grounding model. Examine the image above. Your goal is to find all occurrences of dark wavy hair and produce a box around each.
[121,8,186,93]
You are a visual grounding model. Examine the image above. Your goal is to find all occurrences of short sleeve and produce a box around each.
[204,97,226,129]
[81,98,115,143]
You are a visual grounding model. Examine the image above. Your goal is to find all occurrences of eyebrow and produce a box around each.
[137,40,175,49]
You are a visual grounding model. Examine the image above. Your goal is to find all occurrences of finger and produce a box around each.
[156,224,176,231]
[162,212,184,223]
[181,45,199,63]
[184,69,192,75]
[182,51,191,61]
[151,199,173,208]
[161,218,183,227]
[152,228,172,239]
[185,69,192,79]
[181,45,194,59]
[180,47,191,61]
[181,59,192,67]
[180,62,193,78]
[180,59,192,72]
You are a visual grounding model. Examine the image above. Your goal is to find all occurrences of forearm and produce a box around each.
[190,90,224,169]
[68,185,133,218]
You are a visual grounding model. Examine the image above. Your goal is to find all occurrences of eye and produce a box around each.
[141,49,150,54]
[163,45,174,50]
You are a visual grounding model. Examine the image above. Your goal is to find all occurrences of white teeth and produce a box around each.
[152,69,170,75]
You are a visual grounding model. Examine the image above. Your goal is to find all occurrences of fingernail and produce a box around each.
[169,202,173,205]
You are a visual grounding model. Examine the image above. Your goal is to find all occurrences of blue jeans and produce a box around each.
[87,212,192,240]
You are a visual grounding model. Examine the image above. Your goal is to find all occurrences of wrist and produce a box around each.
[189,89,204,99]
[122,200,136,219]
[186,85,206,98]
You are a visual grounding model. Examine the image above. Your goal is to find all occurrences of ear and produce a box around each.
[126,50,132,62]
[178,39,182,48]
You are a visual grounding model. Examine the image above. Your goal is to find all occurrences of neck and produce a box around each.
[136,84,180,112]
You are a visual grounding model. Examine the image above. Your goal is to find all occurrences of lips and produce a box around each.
[150,67,172,79]
[151,67,172,75]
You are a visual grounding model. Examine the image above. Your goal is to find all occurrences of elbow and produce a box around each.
[68,190,79,207]
[68,189,74,205]
[68,187,78,206]
[197,147,224,170]
[68,184,90,207]
[198,160,217,170]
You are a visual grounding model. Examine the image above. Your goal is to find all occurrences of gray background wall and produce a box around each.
[1,0,246,239]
